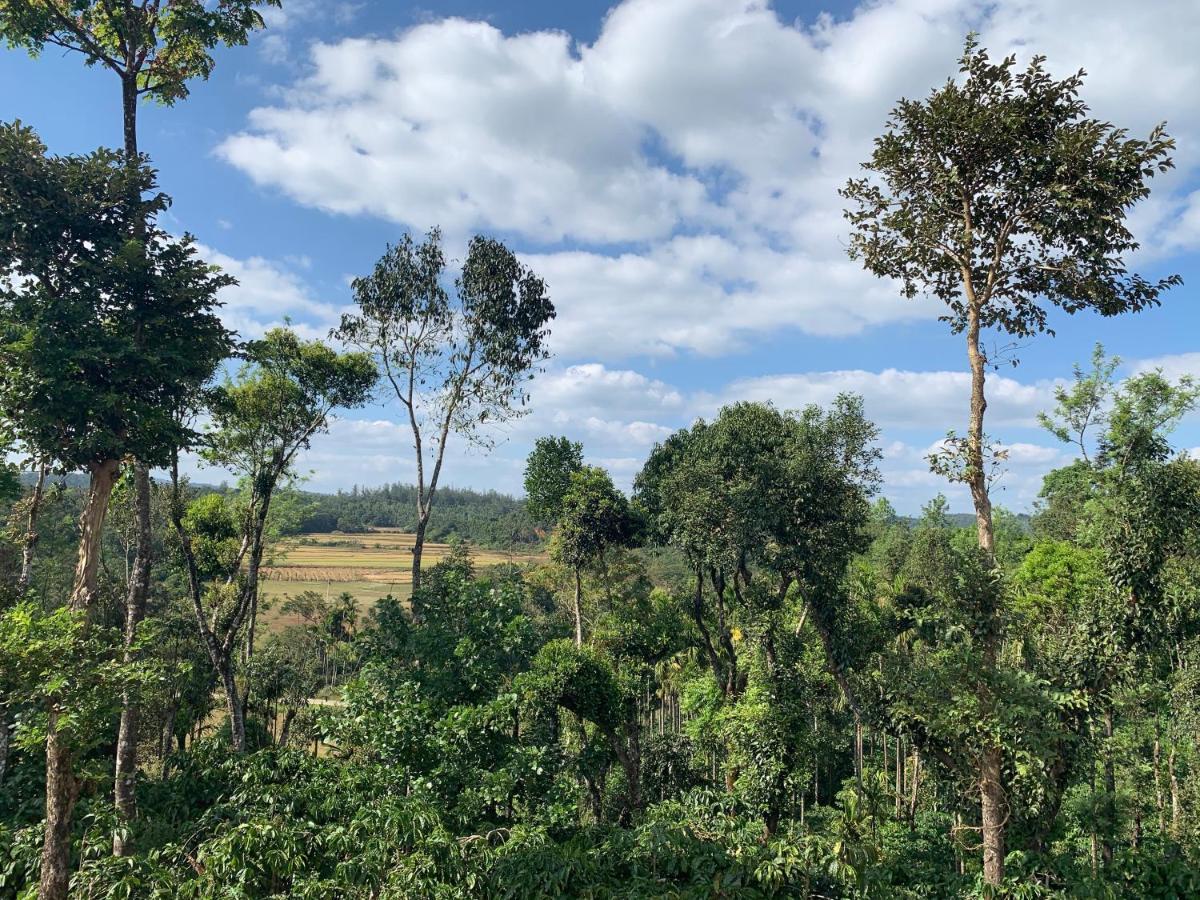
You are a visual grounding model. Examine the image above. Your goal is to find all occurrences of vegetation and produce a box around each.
[0,22,1196,900]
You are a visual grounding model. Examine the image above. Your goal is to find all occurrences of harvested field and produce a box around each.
[259,528,542,629]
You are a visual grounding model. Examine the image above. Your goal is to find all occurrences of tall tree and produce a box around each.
[0,0,279,158]
[524,435,584,527]
[0,122,231,900]
[172,328,375,753]
[552,466,631,646]
[336,229,555,593]
[1,0,279,859]
[841,39,1180,884]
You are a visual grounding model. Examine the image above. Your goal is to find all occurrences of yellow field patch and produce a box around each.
[258,529,542,630]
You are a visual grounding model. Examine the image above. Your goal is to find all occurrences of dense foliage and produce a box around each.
[0,24,1195,900]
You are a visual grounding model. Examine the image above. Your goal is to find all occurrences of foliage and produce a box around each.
[0,0,280,107]
[0,121,231,470]
[523,436,584,526]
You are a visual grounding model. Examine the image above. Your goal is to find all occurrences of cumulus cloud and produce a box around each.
[703,368,1056,429]
[197,244,346,340]
[241,360,1070,509]
[1132,352,1200,383]
[218,0,1200,359]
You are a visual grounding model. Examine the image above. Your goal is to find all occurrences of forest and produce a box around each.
[1,3,1199,898]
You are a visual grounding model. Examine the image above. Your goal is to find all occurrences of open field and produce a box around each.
[259,528,543,629]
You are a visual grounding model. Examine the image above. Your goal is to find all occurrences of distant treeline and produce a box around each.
[295,482,541,547]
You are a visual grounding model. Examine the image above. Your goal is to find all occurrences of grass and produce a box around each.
[259,528,542,630]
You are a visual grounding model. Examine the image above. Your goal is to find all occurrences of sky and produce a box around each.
[2,0,1198,514]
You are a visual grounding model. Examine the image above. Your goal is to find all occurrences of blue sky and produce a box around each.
[2,0,1198,513]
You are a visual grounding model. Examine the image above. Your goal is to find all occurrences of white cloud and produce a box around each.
[1132,352,1200,383]
[197,244,346,341]
[877,437,1069,512]
[705,368,1056,429]
[221,0,1200,359]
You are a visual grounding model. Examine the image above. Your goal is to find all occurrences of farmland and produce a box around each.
[259,527,543,627]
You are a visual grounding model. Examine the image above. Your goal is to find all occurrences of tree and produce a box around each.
[336,229,555,593]
[0,0,279,158]
[841,39,1180,884]
[172,329,375,753]
[0,122,231,898]
[552,467,631,646]
[523,436,583,527]
[2,0,280,863]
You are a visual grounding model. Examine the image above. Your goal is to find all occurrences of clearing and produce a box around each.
[259,528,543,629]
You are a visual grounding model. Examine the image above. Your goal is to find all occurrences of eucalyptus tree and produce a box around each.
[336,229,555,592]
[841,39,1179,883]
[551,465,631,645]
[0,122,231,899]
[172,328,375,753]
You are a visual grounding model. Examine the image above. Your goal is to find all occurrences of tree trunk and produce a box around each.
[122,74,139,162]
[69,459,121,611]
[221,663,246,753]
[0,720,9,787]
[573,566,583,646]
[39,711,80,900]
[965,302,1005,885]
[39,459,119,899]
[1153,731,1165,833]
[114,463,152,857]
[411,511,429,594]
[909,750,921,828]
[1102,706,1115,865]
[1169,747,1180,836]
[278,708,297,748]
[965,304,995,560]
[609,723,641,825]
[981,745,1006,885]
[18,460,48,591]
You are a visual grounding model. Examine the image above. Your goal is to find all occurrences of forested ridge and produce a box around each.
[0,8,1198,899]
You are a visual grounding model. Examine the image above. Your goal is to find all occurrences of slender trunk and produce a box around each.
[278,708,297,747]
[909,751,921,828]
[1169,747,1180,836]
[854,717,863,792]
[122,74,139,162]
[235,485,275,733]
[1153,731,1165,833]
[0,721,8,787]
[39,711,80,900]
[410,508,430,595]
[965,300,1006,885]
[114,463,152,857]
[0,462,47,791]
[1102,706,1115,865]
[221,663,246,753]
[981,745,1006,885]
[159,700,179,761]
[965,295,994,560]
[18,460,48,591]
[573,566,583,646]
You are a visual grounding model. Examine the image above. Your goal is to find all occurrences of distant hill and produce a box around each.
[296,483,540,549]
[14,472,1028,547]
